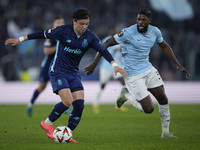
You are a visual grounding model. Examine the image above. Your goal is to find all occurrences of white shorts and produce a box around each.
[124,67,164,101]
[100,69,122,84]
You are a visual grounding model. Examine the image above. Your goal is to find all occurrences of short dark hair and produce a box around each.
[138,8,152,19]
[73,8,90,21]
[54,16,63,21]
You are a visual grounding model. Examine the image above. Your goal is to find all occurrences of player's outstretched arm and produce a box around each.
[5,35,28,46]
[6,31,48,47]
[158,40,191,78]
[84,36,118,76]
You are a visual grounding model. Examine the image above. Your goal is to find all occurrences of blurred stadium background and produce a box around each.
[0,0,199,104]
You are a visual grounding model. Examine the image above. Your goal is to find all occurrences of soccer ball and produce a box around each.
[53,126,72,143]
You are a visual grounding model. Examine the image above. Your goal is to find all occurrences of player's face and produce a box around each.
[136,14,151,33]
[53,19,65,28]
[73,19,90,36]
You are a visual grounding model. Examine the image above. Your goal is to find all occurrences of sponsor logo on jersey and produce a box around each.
[64,46,81,54]
[82,39,88,47]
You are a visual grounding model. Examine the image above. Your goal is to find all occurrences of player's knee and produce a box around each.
[143,106,154,114]
[101,84,106,89]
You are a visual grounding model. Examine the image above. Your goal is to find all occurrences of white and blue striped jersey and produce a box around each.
[113,24,163,76]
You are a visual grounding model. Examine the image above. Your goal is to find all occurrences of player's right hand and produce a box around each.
[5,38,20,46]
[114,66,127,77]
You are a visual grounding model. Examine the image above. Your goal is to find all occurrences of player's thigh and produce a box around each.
[146,67,167,104]
[39,64,50,83]
[38,81,48,92]
[125,76,149,101]
[146,67,164,89]
[100,69,112,84]
[140,95,155,113]
[148,85,168,105]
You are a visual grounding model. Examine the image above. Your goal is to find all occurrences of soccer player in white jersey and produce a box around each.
[93,30,128,113]
[84,8,191,138]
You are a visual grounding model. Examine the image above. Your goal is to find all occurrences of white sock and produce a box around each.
[44,117,53,125]
[158,104,170,134]
[125,92,144,112]
[121,86,126,90]
[27,102,33,107]
[94,88,102,106]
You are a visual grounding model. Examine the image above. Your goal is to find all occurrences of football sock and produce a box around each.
[68,99,84,131]
[30,89,40,104]
[48,102,68,122]
[121,86,126,90]
[125,92,144,112]
[94,88,102,105]
[27,102,33,107]
[44,117,53,125]
[158,104,170,134]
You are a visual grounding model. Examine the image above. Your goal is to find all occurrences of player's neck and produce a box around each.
[73,26,83,37]
[142,27,148,34]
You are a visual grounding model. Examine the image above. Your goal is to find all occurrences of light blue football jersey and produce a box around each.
[113,24,163,76]
[99,35,123,71]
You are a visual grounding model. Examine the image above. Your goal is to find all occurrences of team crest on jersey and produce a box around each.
[82,39,88,47]
[150,36,154,41]
[117,31,124,37]
[57,79,63,86]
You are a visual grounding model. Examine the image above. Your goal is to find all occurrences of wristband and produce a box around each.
[19,36,25,42]
[112,62,118,68]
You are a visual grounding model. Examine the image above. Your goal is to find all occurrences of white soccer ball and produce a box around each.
[53,126,72,143]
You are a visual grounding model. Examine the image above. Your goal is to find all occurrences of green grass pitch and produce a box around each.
[0,104,200,150]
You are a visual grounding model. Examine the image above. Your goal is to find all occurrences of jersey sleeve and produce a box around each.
[113,28,128,44]
[155,27,163,43]
[90,32,106,53]
[90,32,114,63]
[44,25,64,41]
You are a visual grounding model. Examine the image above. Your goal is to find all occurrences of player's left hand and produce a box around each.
[114,66,127,77]
[83,63,97,76]
[5,38,20,46]
[177,65,191,78]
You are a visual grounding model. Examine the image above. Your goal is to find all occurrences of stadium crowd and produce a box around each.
[0,0,199,81]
